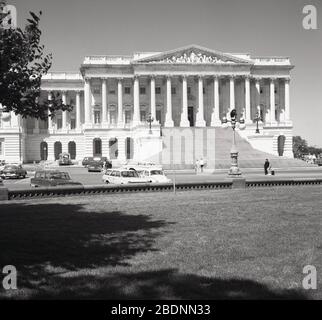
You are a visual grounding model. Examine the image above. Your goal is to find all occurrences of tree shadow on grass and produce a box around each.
[0,203,311,300]
[30,268,310,300]
[0,202,170,290]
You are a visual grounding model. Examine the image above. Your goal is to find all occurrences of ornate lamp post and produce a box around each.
[147,113,154,134]
[254,111,261,134]
[222,109,246,176]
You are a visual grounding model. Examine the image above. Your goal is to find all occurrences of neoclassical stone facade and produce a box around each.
[0,45,294,165]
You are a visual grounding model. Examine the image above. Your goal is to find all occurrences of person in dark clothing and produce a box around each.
[264,159,270,175]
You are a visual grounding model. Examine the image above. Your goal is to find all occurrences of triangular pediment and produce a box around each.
[133,44,253,65]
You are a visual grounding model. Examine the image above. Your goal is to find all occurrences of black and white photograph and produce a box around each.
[0,0,321,316]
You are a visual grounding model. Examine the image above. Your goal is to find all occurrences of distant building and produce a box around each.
[0,45,294,166]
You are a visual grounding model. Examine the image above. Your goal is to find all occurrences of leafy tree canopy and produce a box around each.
[0,1,71,120]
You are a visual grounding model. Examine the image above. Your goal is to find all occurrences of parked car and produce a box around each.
[58,152,73,166]
[0,164,27,179]
[102,169,150,184]
[316,157,322,166]
[30,170,82,188]
[82,156,112,169]
[139,168,171,183]
[82,157,94,167]
[0,177,3,186]
[0,160,6,171]
[87,162,103,172]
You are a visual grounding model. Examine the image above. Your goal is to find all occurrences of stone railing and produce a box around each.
[253,57,291,65]
[83,55,132,65]
[1,178,322,201]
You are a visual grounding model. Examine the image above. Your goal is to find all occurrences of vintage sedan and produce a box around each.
[30,170,82,187]
[87,162,103,172]
[139,168,171,183]
[0,164,27,179]
[103,169,150,184]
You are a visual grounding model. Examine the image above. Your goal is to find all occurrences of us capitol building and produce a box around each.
[0,45,294,168]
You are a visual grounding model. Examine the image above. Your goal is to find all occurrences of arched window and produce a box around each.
[54,141,62,160]
[125,137,134,160]
[278,135,286,156]
[93,138,102,157]
[40,141,48,161]
[109,138,118,159]
[68,141,76,160]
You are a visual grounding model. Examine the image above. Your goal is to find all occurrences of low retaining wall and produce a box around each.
[1,178,322,201]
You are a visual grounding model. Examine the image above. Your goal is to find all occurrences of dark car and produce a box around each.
[30,170,82,188]
[58,152,73,166]
[0,164,27,179]
[0,177,3,186]
[82,157,94,167]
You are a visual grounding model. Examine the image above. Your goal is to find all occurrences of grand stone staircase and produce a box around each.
[214,127,311,169]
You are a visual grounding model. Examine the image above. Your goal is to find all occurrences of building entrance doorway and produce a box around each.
[188,107,194,127]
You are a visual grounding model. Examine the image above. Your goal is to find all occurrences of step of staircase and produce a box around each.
[214,127,313,169]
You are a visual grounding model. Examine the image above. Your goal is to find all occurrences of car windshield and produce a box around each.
[47,172,70,180]
[121,171,138,177]
[150,170,163,175]
[4,165,18,170]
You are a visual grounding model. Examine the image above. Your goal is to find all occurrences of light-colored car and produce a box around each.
[139,168,171,183]
[102,169,150,184]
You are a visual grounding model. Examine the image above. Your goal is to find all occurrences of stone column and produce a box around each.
[102,79,107,126]
[255,78,261,122]
[62,91,67,130]
[285,78,291,123]
[195,75,206,127]
[133,76,140,126]
[245,75,252,124]
[47,91,53,130]
[117,78,123,126]
[165,75,174,127]
[229,75,235,111]
[150,76,157,123]
[84,78,91,125]
[211,75,221,126]
[270,78,276,125]
[76,90,81,129]
[180,75,190,127]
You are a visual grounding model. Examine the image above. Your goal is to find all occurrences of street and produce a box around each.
[3,165,322,190]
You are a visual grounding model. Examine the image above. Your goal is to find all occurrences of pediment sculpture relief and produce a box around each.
[149,51,235,64]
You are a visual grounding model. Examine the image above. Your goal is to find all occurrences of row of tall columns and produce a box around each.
[81,75,291,129]
[254,77,291,124]
[46,90,81,131]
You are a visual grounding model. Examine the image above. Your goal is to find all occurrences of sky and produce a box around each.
[9,0,322,146]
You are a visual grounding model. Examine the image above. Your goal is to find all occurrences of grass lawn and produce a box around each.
[0,185,321,299]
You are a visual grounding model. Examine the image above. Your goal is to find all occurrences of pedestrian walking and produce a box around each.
[199,157,205,173]
[195,159,200,174]
[264,159,270,175]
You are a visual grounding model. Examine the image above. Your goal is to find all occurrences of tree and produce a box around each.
[0,1,71,120]
[293,136,308,158]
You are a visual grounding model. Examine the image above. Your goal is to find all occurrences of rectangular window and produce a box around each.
[125,110,132,124]
[94,111,101,124]
[140,110,146,122]
[171,87,176,95]
[125,87,131,94]
[109,89,116,95]
[155,87,161,94]
[203,87,206,94]
[0,140,3,156]
[110,111,116,124]
[57,118,62,129]
[140,87,146,95]
[187,87,191,95]
[93,87,101,94]
[70,118,76,129]
[156,110,161,123]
